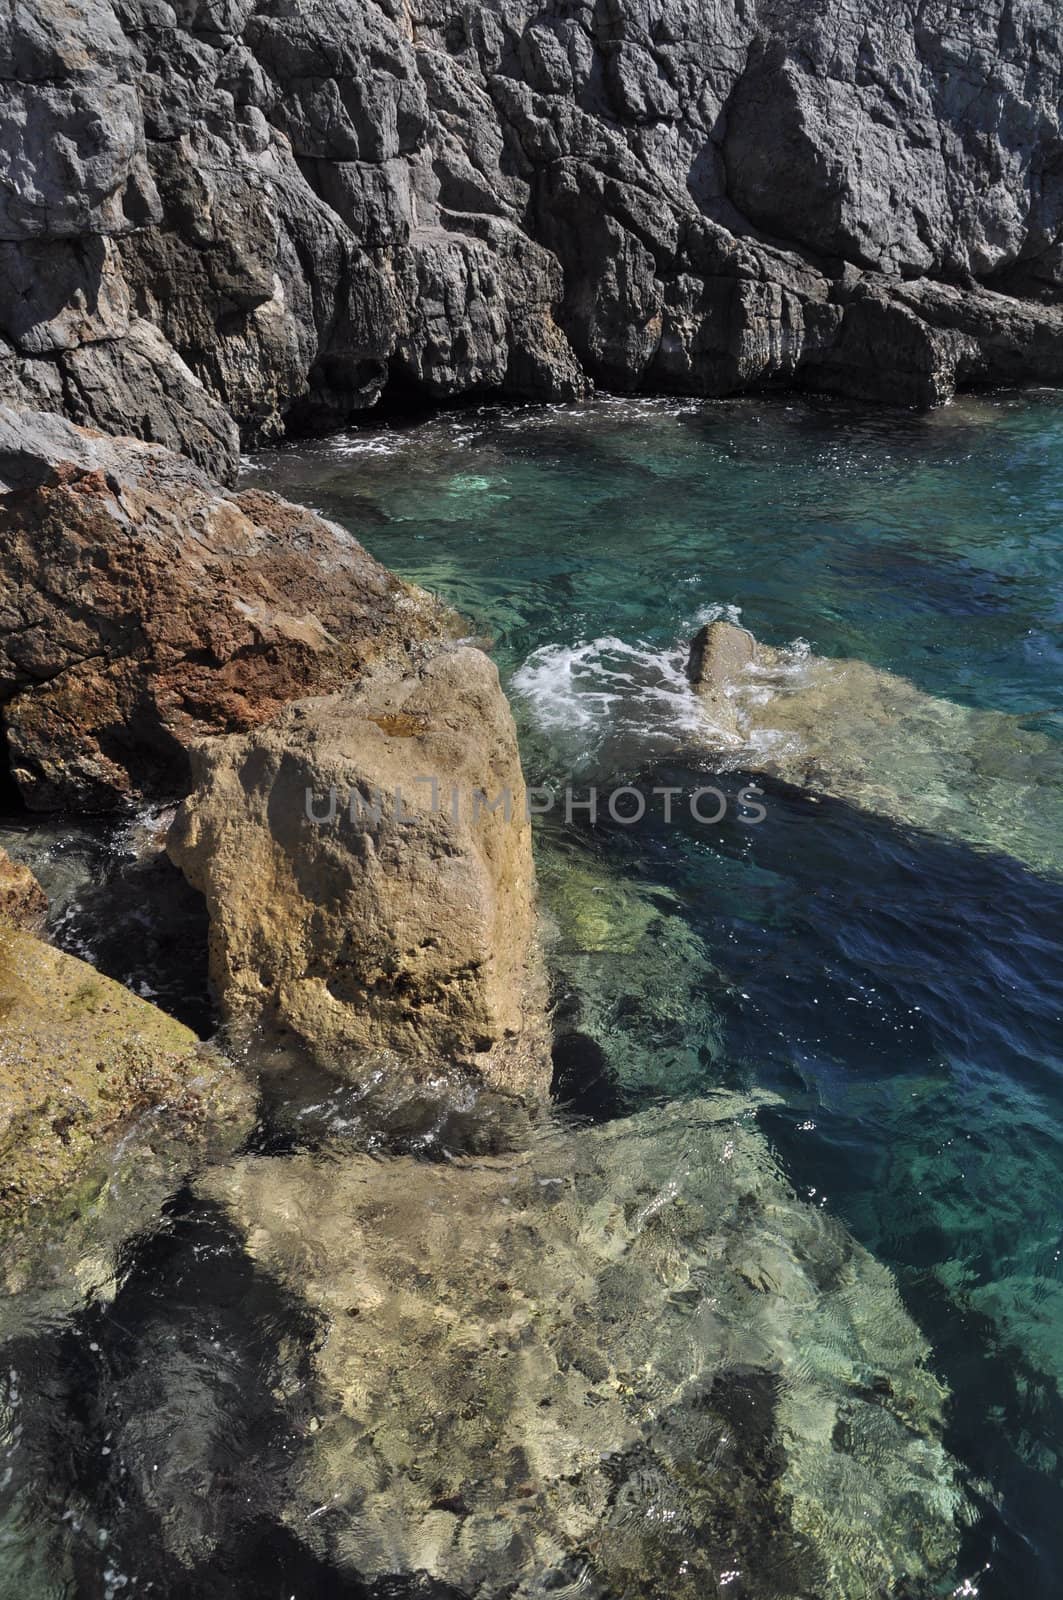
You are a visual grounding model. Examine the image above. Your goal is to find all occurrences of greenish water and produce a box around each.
[244,390,1063,1598]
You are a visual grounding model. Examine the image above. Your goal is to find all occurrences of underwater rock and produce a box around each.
[0,848,47,932]
[168,644,551,1099]
[687,622,1063,875]
[0,406,453,810]
[199,1094,966,1599]
[539,839,725,1106]
[0,925,254,1232]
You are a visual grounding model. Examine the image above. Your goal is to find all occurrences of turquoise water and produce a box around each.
[245,390,1063,1598]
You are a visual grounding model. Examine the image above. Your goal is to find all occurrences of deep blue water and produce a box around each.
[244,390,1063,1599]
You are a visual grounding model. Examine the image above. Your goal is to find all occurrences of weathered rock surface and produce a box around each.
[687,620,1063,874]
[198,1094,966,1598]
[0,924,253,1229]
[168,644,551,1097]
[0,406,453,810]
[687,617,757,739]
[0,848,47,932]
[4,0,1063,469]
[0,406,550,1096]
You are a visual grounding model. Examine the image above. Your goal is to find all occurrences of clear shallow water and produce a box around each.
[1,392,1061,1597]
[242,391,1063,1597]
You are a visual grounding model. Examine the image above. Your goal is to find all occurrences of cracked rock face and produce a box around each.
[0,405,453,810]
[167,644,552,1099]
[3,0,1063,472]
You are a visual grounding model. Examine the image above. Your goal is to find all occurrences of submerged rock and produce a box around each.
[540,839,725,1107]
[0,926,253,1233]
[199,1095,966,1598]
[169,644,551,1099]
[687,622,1063,876]
[4,0,1063,458]
[0,406,453,811]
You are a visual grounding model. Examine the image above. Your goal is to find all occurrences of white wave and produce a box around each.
[512,632,734,774]
[693,600,745,629]
[511,610,816,776]
[327,433,404,457]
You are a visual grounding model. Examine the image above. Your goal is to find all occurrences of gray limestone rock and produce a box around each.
[3,0,1063,467]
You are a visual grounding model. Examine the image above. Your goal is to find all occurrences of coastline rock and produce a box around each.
[686,621,1063,874]
[168,644,551,1098]
[4,1,1063,460]
[686,619,757,740]
[0,848,47,932]
[0,406,550,1100]
[0,406,453,811]
[198,1095,966,1598]
[0,925,253,1230]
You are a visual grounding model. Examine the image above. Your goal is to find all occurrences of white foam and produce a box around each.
[512,632,733,775]
[327,433,404,458]
[511,609,815,776]
[693,600,745,629]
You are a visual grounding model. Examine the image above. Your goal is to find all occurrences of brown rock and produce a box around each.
[168,643,551,1098]
[0,846,47,931]
[0,406,454,810]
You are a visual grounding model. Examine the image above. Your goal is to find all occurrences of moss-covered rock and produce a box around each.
[0,925,253,1230]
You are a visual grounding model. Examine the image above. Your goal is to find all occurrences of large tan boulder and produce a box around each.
[168,643,551,1098]
[0,406,453,810]
[0,926,253,1229]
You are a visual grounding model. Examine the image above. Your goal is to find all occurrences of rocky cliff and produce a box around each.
[4,0,1063,480]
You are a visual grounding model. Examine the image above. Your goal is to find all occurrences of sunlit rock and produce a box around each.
[200,1094,967,1598]
[0,927,253,1234]
[169,645,551,1099]
[0,847,46,932]
[0,406,453,810]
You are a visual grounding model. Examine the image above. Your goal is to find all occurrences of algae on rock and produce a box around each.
[540,836,726,1108]
[0,926,253,1233]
